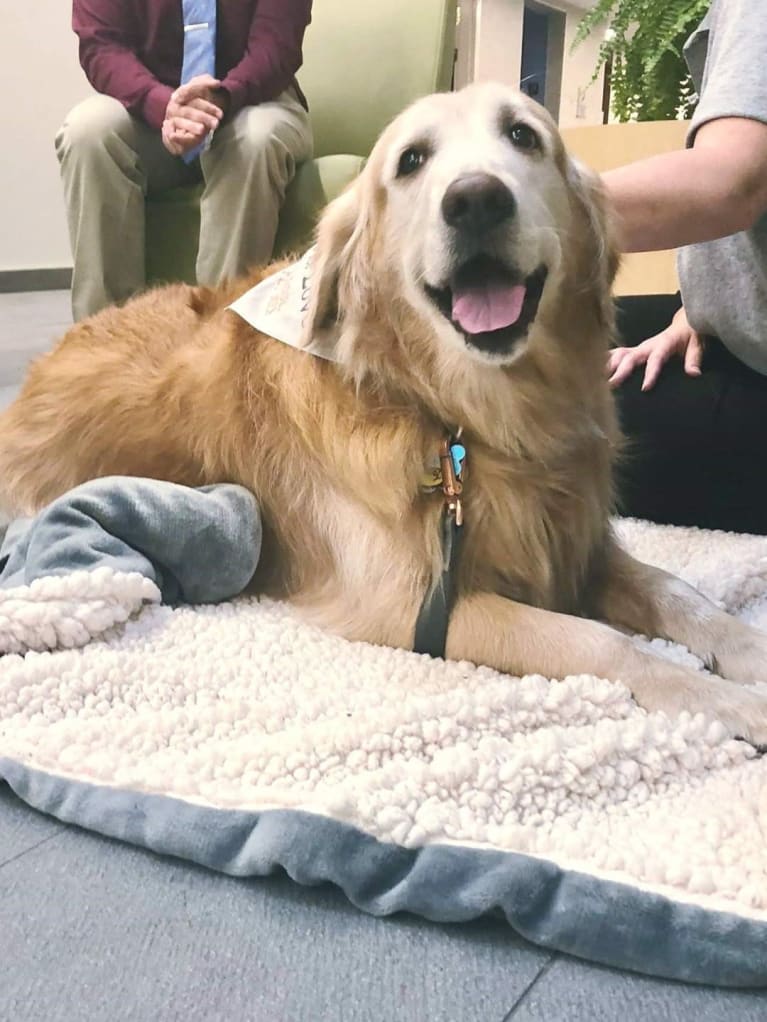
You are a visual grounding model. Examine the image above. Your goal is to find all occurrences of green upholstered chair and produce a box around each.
[145,0,457,286]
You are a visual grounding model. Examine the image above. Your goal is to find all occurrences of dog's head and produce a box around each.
[304,82,617,372]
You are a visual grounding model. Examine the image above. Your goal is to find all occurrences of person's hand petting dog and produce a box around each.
[161,73,228,157]
[607,304,706,392]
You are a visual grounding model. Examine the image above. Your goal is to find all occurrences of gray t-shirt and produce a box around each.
[677,0,767,373]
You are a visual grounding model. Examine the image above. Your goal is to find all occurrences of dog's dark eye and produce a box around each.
[507,123,540,153]
[397,146,428,178]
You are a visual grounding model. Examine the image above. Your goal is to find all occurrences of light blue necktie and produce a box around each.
[180,0,217,162]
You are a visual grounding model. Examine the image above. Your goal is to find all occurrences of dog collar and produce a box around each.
[414,433,467,658]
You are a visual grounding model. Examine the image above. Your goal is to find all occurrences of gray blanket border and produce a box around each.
[2,755,766,988]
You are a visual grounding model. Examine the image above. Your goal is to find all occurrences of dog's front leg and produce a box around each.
[597,545,767,687]
[446,592,767,743]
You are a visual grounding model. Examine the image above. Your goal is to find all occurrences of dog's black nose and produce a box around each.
[441,173,516,233]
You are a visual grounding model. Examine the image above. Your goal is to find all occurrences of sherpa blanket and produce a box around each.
[2,505,767,986]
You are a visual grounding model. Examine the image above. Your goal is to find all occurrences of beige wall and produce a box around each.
[559,4,605,127]
[0,4,90,272]
[473,0,524,97]
[466,0,605,128]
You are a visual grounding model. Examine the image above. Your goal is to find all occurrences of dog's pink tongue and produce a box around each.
[452,283,526,335]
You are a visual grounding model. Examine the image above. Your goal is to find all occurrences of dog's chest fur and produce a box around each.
[458,435,612,615]
[246,356,613,627]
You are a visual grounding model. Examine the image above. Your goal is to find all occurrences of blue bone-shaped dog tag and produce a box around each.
[450,443,466,478]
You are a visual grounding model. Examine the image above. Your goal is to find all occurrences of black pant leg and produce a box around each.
[703,344,767,534]
[614,293,681,349]
[611,294,767,534]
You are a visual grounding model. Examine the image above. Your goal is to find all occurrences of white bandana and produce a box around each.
[228,246,337,361]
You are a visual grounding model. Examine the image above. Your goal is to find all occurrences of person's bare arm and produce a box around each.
[604,117,767,253]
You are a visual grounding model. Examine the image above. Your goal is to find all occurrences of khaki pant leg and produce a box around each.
[55,94,198,321]
[196,91,313,285]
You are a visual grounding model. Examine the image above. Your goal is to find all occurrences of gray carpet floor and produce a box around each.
[1,290,765,1021]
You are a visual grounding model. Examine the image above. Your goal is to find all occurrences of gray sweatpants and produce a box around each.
[56,91,312,322]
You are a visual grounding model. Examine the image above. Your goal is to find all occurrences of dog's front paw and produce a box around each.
[634,671,767,748]
[711,623,767,686]
[701,684,767,748]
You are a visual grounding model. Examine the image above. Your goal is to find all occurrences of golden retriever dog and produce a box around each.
[2,82,767,741]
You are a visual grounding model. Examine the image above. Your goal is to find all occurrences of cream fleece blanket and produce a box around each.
[1,518,767,926]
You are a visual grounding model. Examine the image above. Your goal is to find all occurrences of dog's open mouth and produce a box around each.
[424,255,548,356]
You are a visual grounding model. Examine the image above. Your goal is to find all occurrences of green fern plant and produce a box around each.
[574,0,710,121]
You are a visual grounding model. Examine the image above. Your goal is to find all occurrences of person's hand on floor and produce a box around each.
[607,305,706,391]
[161,74,226,157]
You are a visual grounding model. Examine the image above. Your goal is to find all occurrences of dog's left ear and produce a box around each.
[566,157,620,300]
[301,178,373,346]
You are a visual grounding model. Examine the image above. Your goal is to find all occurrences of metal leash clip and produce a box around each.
[439,436,466,526]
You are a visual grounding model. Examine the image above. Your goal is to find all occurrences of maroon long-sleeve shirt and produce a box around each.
[72,1,312,131]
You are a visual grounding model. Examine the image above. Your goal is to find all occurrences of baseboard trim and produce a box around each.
[0,268,72,293]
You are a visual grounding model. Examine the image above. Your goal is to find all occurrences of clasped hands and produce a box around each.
[161,74,228,158]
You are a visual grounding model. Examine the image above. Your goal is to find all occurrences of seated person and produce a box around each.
[604,0,767,535]
[57,0,313,322]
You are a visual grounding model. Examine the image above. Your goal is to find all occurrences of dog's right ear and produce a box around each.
[302,178,372,345]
